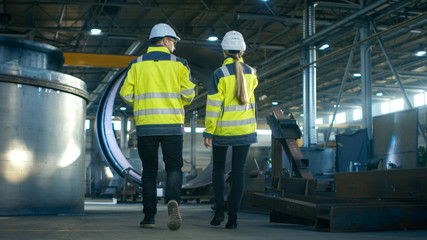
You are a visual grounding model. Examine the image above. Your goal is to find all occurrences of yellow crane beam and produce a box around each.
[63,52,136,68]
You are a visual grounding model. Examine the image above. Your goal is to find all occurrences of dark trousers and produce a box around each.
[137,135,183,215]
[212,144,250,216]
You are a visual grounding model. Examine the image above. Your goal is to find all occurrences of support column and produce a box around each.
[359,20,373,139]
[190,110,197,175]
[302,0,317,147]
[120,115,128,149]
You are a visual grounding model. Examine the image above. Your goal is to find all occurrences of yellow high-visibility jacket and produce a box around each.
[203,57,258,146]
[120,45,196,136]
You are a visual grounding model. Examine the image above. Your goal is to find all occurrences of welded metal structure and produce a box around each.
[250,106,427,232]
[0,37,88,215]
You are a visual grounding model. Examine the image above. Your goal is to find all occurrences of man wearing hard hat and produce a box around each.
[120,23,196,231]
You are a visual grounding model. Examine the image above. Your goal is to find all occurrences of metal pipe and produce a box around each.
[302,1,317,147]
[325,30,359,147]
[360,20,373,140]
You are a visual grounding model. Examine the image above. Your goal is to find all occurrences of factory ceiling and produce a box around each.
[1,0,427,127]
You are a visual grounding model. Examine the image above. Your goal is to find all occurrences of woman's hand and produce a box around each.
[204,137,212,148]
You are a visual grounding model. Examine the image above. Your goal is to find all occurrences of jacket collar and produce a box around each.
[147,45,171,54]
[222,56,244,66]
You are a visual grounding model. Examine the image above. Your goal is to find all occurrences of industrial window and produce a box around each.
[390,98,404,112]
[381,102,390,114]
[414,93,425,107]
[353,109,362,121]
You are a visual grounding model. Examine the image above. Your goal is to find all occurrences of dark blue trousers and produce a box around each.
[212,144,250,216]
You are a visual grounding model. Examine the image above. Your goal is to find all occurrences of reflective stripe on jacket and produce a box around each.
[119,45,196,136]
[203,57,258,146]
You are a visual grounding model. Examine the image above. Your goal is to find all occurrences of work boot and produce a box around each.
[139,214,155,228]
[167,200,182,230]
[225,214,237,229]
[210,205,224,226]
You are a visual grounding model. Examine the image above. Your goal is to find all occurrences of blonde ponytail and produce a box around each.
[226,50,249,105]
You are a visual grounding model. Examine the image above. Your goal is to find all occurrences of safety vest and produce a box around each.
[120,45,196,136]
[203,57,258,146]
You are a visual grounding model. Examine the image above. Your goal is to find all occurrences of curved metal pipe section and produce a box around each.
[96,70,142,184]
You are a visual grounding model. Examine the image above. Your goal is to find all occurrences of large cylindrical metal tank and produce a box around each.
[0,37,89,215]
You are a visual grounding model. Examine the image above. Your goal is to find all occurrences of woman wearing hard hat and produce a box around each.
[203,30,258,229]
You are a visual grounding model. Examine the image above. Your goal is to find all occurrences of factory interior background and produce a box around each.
[1,0,427,237]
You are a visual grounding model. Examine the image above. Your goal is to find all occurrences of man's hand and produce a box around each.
[204,138,212,148]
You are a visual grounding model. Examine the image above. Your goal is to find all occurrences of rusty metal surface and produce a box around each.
[266,108,313,179]
[248,190,427,232]
[283,138,313,178]
[250,192,318,223]
[256,107,427,232]
[329,203,427,232]
[334,168,427,200]
[278,178,317,196]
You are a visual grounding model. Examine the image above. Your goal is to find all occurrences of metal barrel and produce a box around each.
[0,36,89,215]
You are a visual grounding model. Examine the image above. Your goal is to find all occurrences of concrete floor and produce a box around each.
[1,200,426,240]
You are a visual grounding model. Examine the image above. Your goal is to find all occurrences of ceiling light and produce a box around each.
[353,73,361,77]
[415,44,426,57]
[375,91,383,97]
[416,50,427,57]
[90,21,102,35]
[272,101,278,106]
[208,35,218,41]
[318,43,329,50]
[120,107,126,111]
[207,29,218,41]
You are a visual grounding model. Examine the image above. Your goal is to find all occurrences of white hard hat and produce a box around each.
[149,23,181,40]
[221,30,246,51]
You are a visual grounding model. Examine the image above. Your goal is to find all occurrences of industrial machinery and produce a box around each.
[250,107,427,232]
[0,37,88,215]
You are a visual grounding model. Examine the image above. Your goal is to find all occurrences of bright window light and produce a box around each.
[414,93,425,107]
[184,127,205,133]
[336,112,346,124]
[381,102,390,114]
[315,118,323,124]
[111,120,132,131]
[256,129,272,135]
[85,119,90,130]
[112,120,121,130]
[328,115,333,124]
[105,167,114,178]
[390,98,404,112]
[353,109,362,120]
